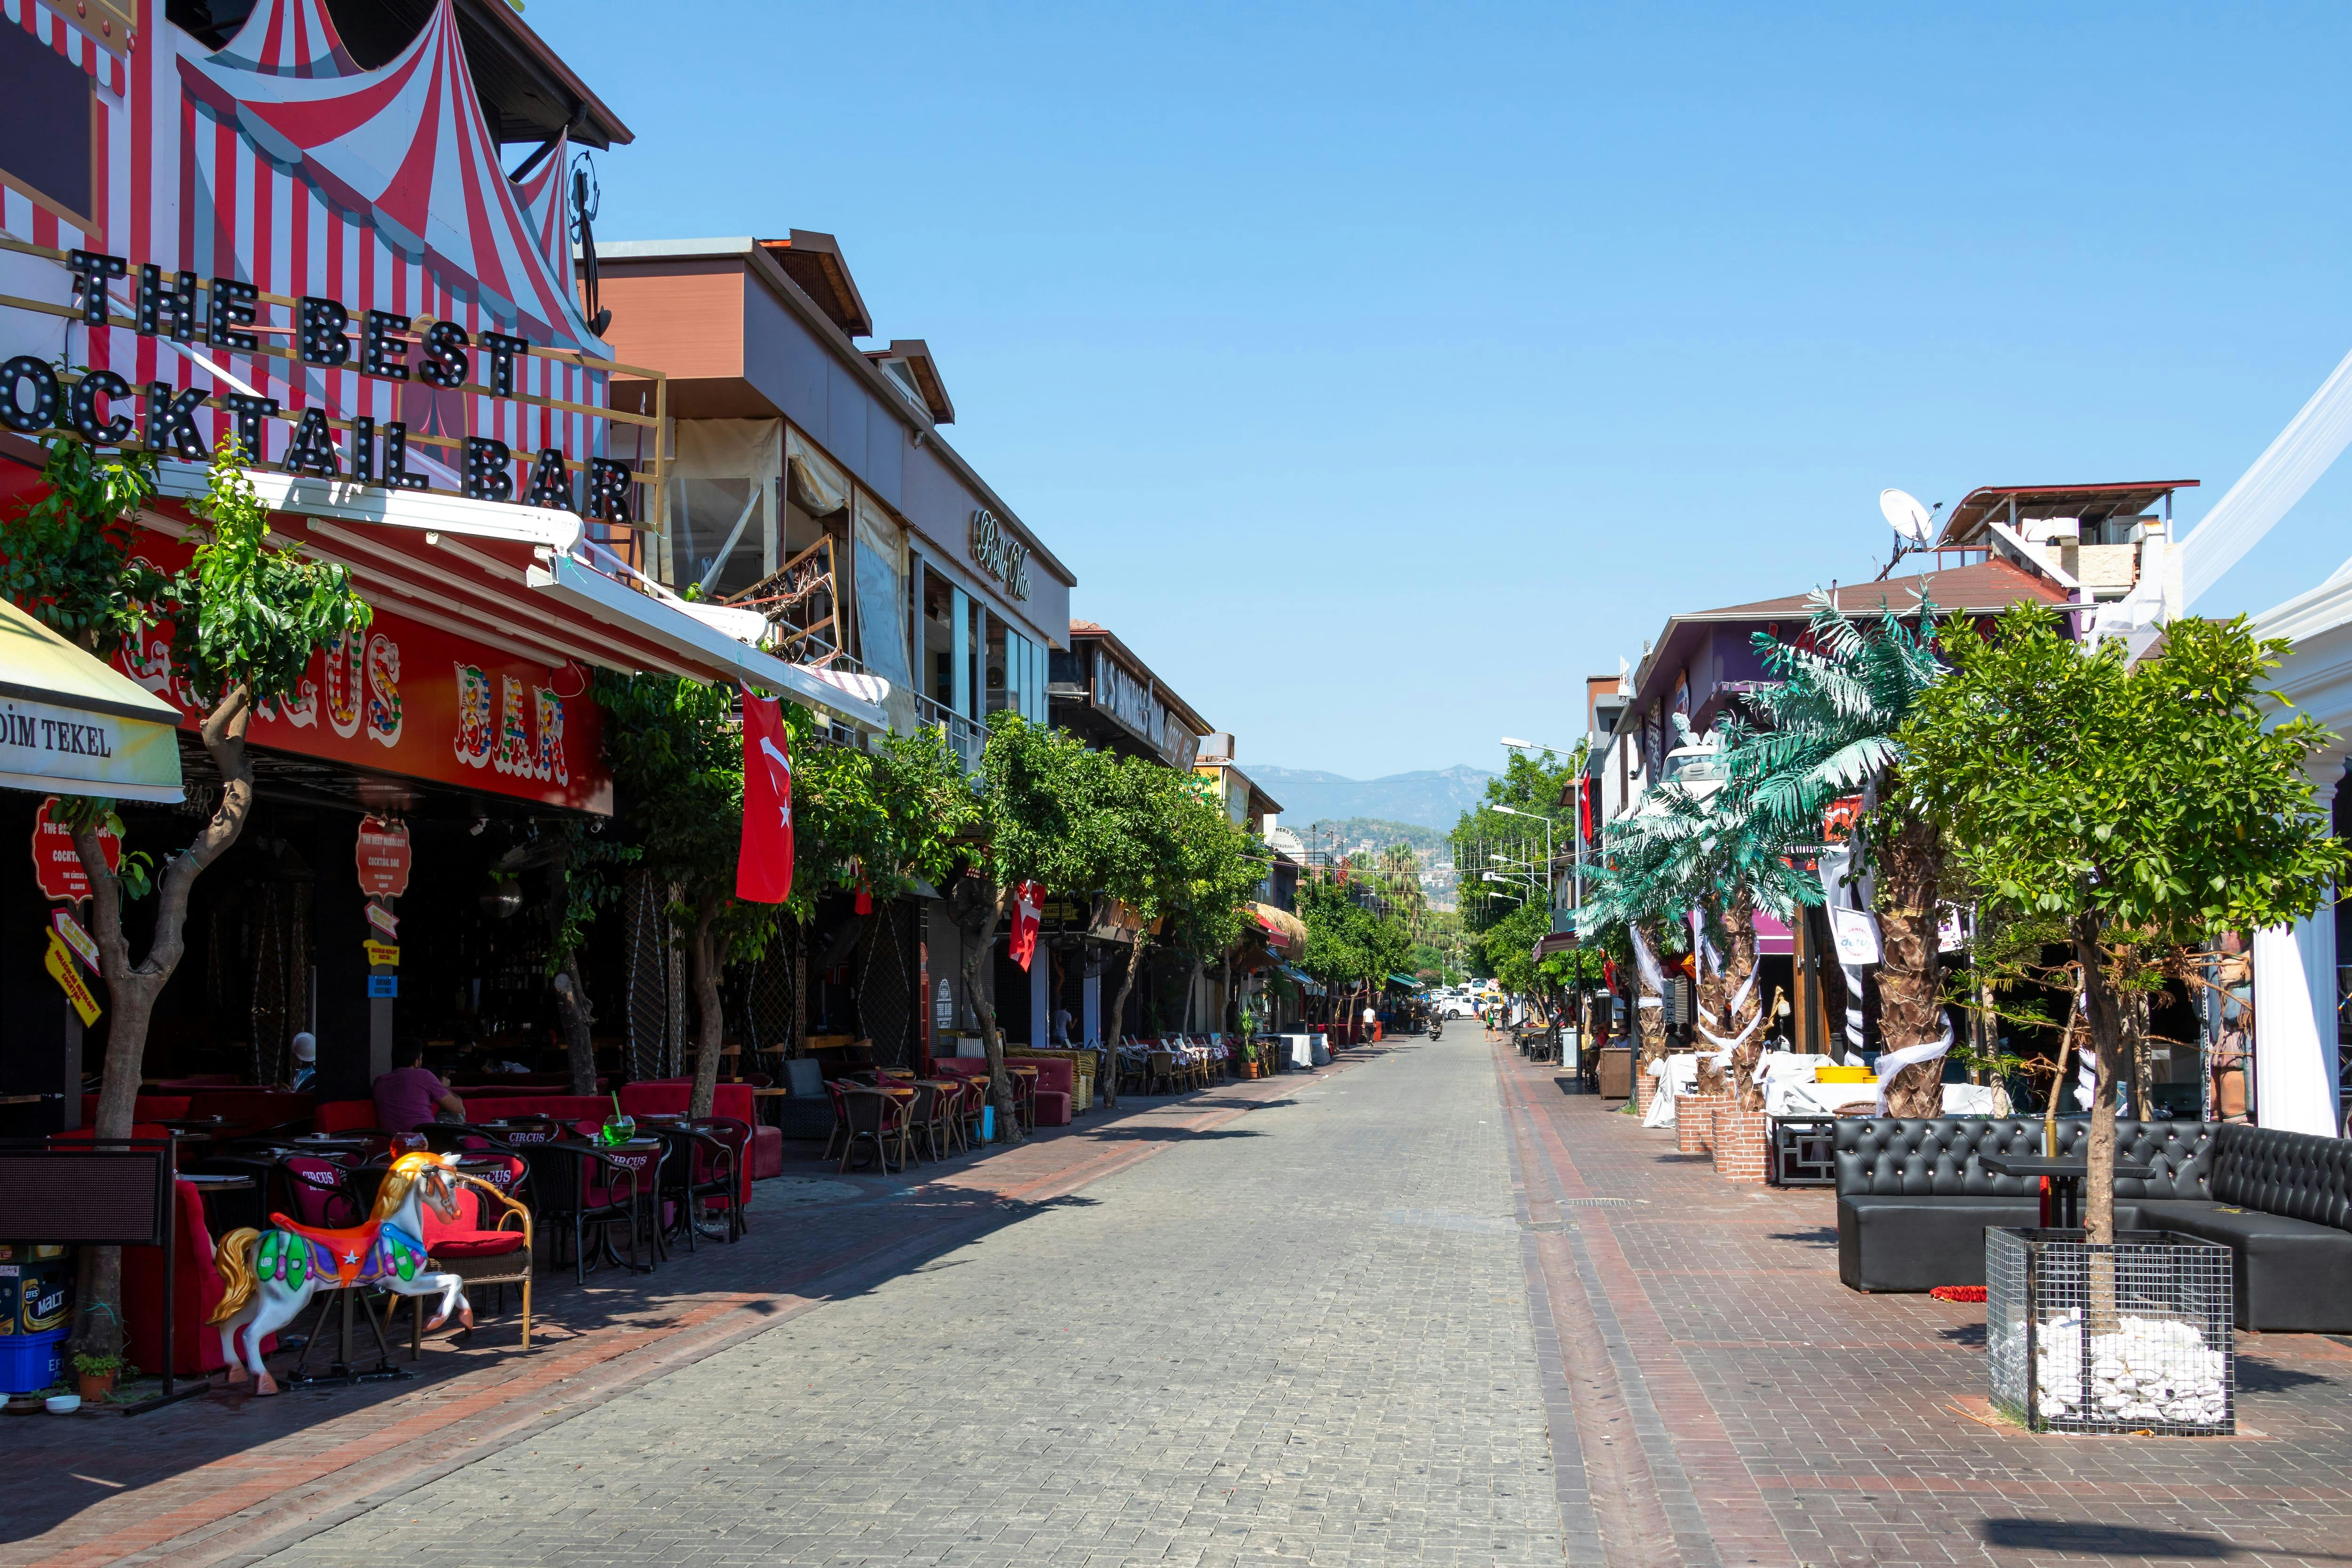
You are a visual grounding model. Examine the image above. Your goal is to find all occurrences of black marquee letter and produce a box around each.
[284,407,340,476]
[216,393,279,462]
[145,382,210,458]
[524,447,575,511]
[478,331,530,398]
[463,436,514,501]
[381,421,429,490]
[360,310,411,380]
[0,357,61,433]
[67,251,127,326]
[207,278,259,352]
[68,370,134,444]
[420,321,469,389]
[137,265,199,342]
[584,458,635,525]
[351,414,376,482]
[298,297,352,367]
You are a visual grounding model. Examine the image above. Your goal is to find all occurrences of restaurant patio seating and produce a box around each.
[642,1118,747,1248]
[528,1133,663,1282]
[398,1170,535,1355]
[837,1086,911,1173]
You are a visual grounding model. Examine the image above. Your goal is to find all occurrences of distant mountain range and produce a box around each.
[1253,765,1497,832]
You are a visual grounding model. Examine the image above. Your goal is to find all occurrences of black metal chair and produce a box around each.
[530,1138,664,1281]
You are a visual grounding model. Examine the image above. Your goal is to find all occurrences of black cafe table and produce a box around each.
[1981,1156,2154,1229]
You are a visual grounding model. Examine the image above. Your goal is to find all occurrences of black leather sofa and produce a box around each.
[1835,1117,2352,1332]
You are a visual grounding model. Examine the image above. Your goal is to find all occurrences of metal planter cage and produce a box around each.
[1986,1227,2234,1436]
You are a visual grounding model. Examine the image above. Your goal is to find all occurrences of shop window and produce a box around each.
[0,23,98,233]
[667,475,767,598]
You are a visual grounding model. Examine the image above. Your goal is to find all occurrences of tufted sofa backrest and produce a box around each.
[1835,1118,2216,1198]
[2209,1123,2352,1232]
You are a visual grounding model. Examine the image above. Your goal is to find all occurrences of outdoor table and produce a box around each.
[747,1085,794,1129]
[180,1171,256,1232]
[287,1133,374,1152]
[473,1119,558,1146]
[549,1138,664,1274]
[1981,1156,2154,1229]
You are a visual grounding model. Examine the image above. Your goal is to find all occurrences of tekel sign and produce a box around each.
[31,797,119,903]
[355,816,411,898]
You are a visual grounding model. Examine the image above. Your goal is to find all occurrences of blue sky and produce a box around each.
[540,1,2352,776]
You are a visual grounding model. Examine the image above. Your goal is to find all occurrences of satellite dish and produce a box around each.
[1880,488,1935,544]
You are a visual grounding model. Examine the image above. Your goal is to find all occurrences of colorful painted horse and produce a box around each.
[208,1151,474,1394]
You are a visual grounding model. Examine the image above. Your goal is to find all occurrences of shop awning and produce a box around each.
[1534,933,1581,958]
[1385,973,1423,989]
[1250,901,1307,955]
[1277,963,1324,996]
[0,599,184,803]
[149,465,891,735]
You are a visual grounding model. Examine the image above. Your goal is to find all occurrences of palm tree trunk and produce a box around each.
[1721,898,1772,1112]
[1876,810,1947,1118]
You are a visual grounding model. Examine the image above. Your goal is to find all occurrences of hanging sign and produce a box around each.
[934,977,954,1032]
[1009,881,1043,971]
[50,907,99,974]
[363,940,401,968]
[30,798,119,903]
[43,930,101,1026]
[355,816,411,898]
[366,902,400,939]
[1828,906,1883,967]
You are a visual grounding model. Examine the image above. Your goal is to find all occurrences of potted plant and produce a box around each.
[72,1353,123,1403]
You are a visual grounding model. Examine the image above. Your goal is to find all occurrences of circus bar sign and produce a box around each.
[0,0,665,531]
[0,259,644,520]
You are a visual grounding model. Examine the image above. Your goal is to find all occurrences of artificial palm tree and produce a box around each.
[1713,589,1949,1114]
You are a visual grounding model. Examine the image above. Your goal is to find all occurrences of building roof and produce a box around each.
[1066,621,1212,739]
[757,232,872,338]
[322,0,634,147]
[1690,557,2074,622]
[866,340,954,424]
[1937,481,2196,547]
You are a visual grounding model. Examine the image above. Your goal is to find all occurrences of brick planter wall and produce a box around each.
[1675,1093,1724,1154]
[1711,1106,1769,1184]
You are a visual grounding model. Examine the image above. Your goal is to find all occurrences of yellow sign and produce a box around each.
[43,930,100,1026]
[363,940,401,967]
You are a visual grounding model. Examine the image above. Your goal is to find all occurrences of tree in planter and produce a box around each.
[1122,771,1263,1063]
[1899,606,2345,1243]
[12,442,370,1362]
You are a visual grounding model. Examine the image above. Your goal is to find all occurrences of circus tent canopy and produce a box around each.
[183,0,604,351]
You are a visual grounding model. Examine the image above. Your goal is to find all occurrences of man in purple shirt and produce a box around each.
[373,1039,464,1134]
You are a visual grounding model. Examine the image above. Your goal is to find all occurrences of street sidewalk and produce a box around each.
[0,1055,1382,1568]
[1493,1038,2352,1568]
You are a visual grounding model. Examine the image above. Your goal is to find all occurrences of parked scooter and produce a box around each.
[1429,1016,1444,1041]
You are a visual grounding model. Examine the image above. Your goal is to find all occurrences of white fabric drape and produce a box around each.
[2252,921,2344,1136]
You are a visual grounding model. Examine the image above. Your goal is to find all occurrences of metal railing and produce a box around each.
[913,690,989,774]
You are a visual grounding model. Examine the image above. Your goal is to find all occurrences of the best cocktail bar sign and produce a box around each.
[0,250,640,521]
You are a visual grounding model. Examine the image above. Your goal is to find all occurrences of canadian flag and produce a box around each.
[1009,880,1044,971]
[738,690,793,903]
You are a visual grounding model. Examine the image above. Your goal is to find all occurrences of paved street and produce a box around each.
[255,1035,1560,1568]
[11,1035,2352,1568]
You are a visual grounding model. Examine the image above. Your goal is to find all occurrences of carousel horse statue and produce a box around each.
[208,1150,474,1394]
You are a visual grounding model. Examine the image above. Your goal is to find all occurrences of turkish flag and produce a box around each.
[1009,880,1044,971]
[738,690,793,903]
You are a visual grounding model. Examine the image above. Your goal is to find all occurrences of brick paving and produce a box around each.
[1493,1035,2352,1568]
[8,1035,2351,1568]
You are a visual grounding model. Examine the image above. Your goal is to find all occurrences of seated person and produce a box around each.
[372,1039,464,1134]
[288,1030,318,1093]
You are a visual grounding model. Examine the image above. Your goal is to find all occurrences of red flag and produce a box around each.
[738,690,793,903]
[1009,880,1044,971]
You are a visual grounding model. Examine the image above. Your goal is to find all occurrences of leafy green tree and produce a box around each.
[599,676,975,1118]
[1900,606,2345,1242]
[962,716,1128,1126]
[12,440,370,1361]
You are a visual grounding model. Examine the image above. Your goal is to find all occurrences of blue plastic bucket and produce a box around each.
[981,1105,996,1143]
[0,1327,68,1394]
